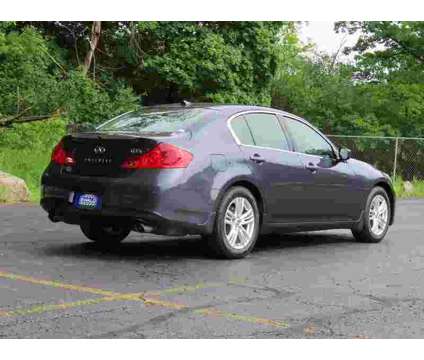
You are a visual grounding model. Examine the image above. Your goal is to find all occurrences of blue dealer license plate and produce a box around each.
[73,193,102,210]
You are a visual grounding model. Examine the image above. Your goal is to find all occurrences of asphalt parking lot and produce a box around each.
[1,200,424,338]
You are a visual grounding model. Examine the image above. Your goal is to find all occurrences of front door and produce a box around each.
[283,116,362,221]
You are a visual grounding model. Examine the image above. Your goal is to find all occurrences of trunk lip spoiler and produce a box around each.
[70,129,189,140]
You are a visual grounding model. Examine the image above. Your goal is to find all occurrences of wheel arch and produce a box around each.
[215,178,266,226]
[374,181,395,225]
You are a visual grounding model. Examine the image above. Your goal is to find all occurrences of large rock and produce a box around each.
[0,171,30,203]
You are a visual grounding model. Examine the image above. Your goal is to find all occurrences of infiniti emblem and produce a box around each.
[93,145,106,154]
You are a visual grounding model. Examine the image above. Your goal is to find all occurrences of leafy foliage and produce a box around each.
[335,21,424,83]
[95,21,282,105]
[272,26,393,136]
[0,117,66,148]
[1,21,424,134]
[0,118,67,201]
[272,22,424,137]
[0,26,139,123]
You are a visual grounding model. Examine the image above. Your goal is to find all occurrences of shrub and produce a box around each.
[55,71,140,124]
[0,118,67,201]
[0,27,140,125]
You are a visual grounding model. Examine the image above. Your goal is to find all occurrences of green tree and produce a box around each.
[144,23,258,103]
[87,21,284,105]
[271,24,393,135]
[335,21,424,83]
[0,26,139,123]
[334,21,424,136]
[272,22,424,137]
[8,21,284,113]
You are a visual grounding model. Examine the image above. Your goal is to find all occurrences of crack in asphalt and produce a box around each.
[87,291,291,338]
[250,295,424,338]
[2,201,424,338]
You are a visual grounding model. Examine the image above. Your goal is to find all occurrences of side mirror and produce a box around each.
[339,147,351,161]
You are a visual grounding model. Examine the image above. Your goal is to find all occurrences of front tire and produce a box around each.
[207,187,260,259]
[352,186,391,243]
[80,219,131,245]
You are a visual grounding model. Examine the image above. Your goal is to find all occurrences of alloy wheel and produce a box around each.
[224,197,255,250]
[368,194,389,236]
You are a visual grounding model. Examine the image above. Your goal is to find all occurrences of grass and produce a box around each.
[0,147,52,202]
[0,184,7,203]
[393,177,424,199]
[0,118,66,203]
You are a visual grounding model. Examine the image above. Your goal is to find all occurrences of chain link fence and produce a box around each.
[327,135,424,181]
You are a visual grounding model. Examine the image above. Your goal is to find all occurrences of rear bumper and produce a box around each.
[40,169,216,235]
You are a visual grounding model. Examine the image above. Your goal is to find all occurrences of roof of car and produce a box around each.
[141,102,301,120]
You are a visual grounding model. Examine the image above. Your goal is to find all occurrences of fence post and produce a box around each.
[392,137,399,180]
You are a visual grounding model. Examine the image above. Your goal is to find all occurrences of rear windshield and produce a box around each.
[96,108,219,134]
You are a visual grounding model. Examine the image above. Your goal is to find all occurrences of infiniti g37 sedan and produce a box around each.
[41,103,395,259]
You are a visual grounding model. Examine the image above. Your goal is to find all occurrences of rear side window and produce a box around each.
[231,116,255,145]
[244,113,289,151]
[284,117,334,157]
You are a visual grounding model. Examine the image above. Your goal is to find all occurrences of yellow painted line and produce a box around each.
[0,272,224,298]
[146,282,224,296]
[104,293,187,310]
[1,295,288,329]
[0,293,185,319]
[0,271,245,299]
[194,308,289,329]
[0,296,125,318]
[0,271,120,297]
[145,277,249,296]
[141,296,187,310]
[0,270,288,329]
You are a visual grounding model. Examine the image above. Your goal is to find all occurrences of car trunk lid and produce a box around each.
[63,132,161,177]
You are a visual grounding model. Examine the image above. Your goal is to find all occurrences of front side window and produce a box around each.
[284,118,334,157]
[244,113,289,151]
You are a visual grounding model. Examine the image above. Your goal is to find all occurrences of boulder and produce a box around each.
[0,171,30,203]
[403,180,414,194]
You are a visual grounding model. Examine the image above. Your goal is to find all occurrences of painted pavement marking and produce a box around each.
[0,270,288,329]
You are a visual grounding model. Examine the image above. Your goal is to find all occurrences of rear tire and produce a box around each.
[352,186,390,243]
[80,219,131,245]
[206,186,260,259]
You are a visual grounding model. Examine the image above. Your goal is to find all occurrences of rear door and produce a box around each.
[230,112,310,222]
[282,116,361,221]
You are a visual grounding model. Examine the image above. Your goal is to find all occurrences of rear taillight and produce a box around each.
[51,140,76,166]
[121,143,192,169]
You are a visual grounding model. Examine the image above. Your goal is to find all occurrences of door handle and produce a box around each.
[305,162,318,173]
[249,153,266,164]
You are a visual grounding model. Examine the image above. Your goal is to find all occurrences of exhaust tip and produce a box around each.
[133,222,145,233]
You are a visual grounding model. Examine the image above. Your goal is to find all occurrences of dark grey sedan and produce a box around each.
[41,103,395,259]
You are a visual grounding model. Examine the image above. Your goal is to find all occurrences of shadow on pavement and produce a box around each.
[40,231,356,261]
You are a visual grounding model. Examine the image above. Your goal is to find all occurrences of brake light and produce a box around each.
[121,143,192,169]
[51,140,76,166]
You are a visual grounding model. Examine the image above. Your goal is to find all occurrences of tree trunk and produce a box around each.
[82,21,101,75]
[0,115,55,127]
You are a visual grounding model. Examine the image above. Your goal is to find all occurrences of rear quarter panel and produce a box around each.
[180,118,252,210]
